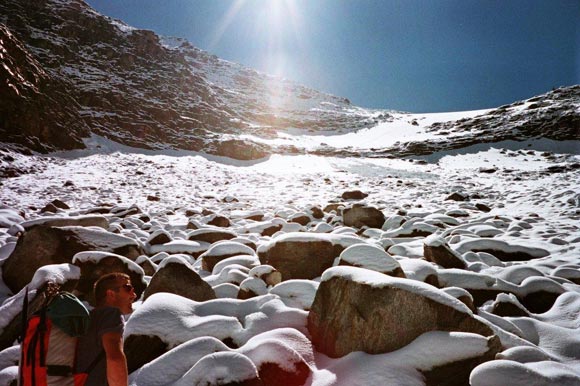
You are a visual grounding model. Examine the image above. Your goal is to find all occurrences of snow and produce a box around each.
[0,90,579,384]
[124,293,308,348]
[338,243,401,273]
[454,238,551,259]
[269,280,319,310]
[470,360,580,386]
[200,241,255,258]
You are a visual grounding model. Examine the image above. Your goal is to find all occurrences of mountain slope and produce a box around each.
[0,0,385,159]
[0,0,578,160]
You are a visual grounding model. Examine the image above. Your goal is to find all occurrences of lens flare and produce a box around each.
[209,1,307,109]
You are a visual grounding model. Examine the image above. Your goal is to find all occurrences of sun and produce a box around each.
[209,0,304,76]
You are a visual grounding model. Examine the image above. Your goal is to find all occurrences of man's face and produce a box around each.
[109,277,136,313]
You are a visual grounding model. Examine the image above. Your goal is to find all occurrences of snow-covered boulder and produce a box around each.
[342,204,385,229]
[187,228,237,244]
[2,225,144,293]
[135,255,157,276]
[307,266,497,358]
[199,241,256,272]
[338,243,405,277]
[72,251,146,304]
[123,293,308,372]
[471,360,580,386]
[143,256,216,302]
[423,234,467,269]
[454,239,550,262]
[257,232,363,280]
[20,215,108,230]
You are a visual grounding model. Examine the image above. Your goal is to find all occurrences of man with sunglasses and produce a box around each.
[76,273,137,386]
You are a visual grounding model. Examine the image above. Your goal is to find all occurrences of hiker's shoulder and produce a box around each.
[91,306,123,322]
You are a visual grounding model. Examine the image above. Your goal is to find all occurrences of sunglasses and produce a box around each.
[112,283,134,292]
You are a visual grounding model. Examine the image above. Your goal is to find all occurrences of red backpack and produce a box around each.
[18,285,102,386]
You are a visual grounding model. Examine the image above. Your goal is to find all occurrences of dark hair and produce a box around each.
[94,273,130,306]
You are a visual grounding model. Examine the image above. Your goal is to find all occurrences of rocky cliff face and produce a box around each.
[0,0,382,158]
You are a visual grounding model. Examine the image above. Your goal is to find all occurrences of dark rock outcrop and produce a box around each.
[2,225,143,293]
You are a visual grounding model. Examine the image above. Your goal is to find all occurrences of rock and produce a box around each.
[423,235,467,269]
[338,244,405,277]
[341,190,368,200]
[146,195,160,201]
[40,203,58,213]
[21,215,108,229]
[445,192,469,201]
[420,336,501,386]
[307,206,324,219]
[307,266,496,358]
[72,251,146,305]
[50,199,70,209]
[237,277,268,300]
[490,294,529,317]
[147,230,172,245]
[342,204,385,229]
[323,203,343,213]
[258,233,362,281]
[289,213,311,226]
[475,203,492,212]
[135,255,157,276]
[199,241,255,272]
[143,257,216,302]
[249,265,282,287]
[124,334,169,374]
[188,228,237,244]
[208,214,231,227]
[2,225,144,293]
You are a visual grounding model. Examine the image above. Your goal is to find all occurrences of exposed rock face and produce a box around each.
[124,334,168,374]
[307,267,496,358]
[421,337,501,386]
[2,225,144,293]
[258,234,361,280]
[188,228,237,244]
[143,260,216,302]
[424,236,467,269]
[341,190,368,200]
[0,24,88,152]
[342,204,385,229]
[0,0,380,158]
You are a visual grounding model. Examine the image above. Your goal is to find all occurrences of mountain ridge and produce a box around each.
[0,0,578,160]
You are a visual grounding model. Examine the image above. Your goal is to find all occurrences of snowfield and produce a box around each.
[0,108,579,386]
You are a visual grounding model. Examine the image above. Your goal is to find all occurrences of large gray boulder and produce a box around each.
[342,204,385,229]
[2,225,144,293]
[143,257,216,302]
[257,233,363,280]
[307,266,497,358]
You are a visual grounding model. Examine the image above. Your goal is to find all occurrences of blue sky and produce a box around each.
[87,0,579,112]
